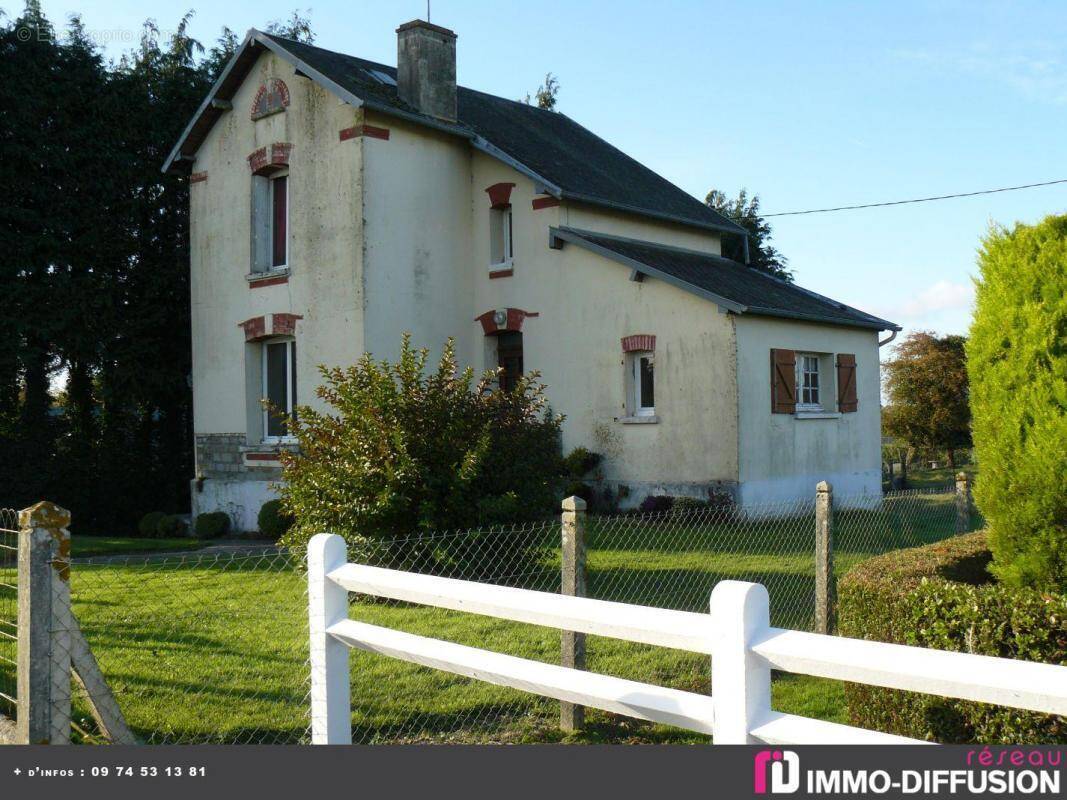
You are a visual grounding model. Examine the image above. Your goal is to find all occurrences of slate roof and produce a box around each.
[164,30,747,236]
[554,228,899,331]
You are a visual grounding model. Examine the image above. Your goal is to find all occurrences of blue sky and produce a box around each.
[21,0,1067,340]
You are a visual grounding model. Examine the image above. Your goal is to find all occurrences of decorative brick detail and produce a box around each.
[532,196,560,210]
[485,182,516,209]
[475,308,540,335]
[621,334,656,353]
[247,142,292,173]
[272,313,302,336]
[249,274,289,289]
[339,124,391,141]
[240,316,267,341]
[190,171,208,184]
[195,434,249,478]
[488,268,513,279]
[251,79,290,120]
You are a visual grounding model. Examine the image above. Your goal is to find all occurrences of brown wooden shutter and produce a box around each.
[770,349,796,413]
[836,353,858,412]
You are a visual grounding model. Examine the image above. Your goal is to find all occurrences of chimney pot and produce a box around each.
[396,20,457,122]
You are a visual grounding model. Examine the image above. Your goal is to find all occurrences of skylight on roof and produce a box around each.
[366,69,396,86]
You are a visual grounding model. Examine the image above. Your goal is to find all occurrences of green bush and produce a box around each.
[562,447,602,478]
[156,514,187,538]
[257,499,294,540]
[968,215,1067,591]
[194,511,230,540]
[839,532,1067,743]
[138,511,167,538]
[276,335,563,560]
[562,481,594,504]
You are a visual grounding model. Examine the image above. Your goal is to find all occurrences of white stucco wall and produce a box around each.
[189,51,365,438]
[733,316,884,507]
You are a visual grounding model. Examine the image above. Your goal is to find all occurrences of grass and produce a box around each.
[0,490,963,744]
[899,463,977,491]
[71,537,207,559]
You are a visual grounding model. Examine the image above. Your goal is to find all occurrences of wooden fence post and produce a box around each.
[955,472,973,534]
[560,496,587,731]
[17,501,71,745]
[815,481,834,636]
[308,533,352,745]
[710,581,771,743]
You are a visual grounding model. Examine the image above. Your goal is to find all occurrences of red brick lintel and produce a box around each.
[190,171,208,184]
[245,452,281,462]
[249,274,289,289]
[339,124,391,142]
[532,196,560,210]
[488,269,514,279]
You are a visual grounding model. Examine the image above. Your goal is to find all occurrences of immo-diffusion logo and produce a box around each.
[754,750,801,794]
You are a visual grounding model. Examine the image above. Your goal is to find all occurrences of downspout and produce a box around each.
[878,330,898,348]
[741,235,751,265]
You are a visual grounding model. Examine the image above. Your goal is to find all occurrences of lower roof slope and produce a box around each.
[554,228,899,332]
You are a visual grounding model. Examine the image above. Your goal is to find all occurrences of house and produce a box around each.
[164,20,900,530]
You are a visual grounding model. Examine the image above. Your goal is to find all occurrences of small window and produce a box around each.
[496,331,523,392]
[796,353,821,411]
[489,206,513,269]
[263,339,297,441]
[629,351,655,416]
[251,169,289,273]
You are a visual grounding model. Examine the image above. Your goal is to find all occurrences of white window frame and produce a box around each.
[630,351,656,417]
[796,352,823,412]
[269,169,289,271]
[262,338,297,444]
[489,206,513,270]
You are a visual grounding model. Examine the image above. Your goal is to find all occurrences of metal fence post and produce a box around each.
[710,581,771,743]
[308,533,352,745]
[560,495,587,731]
[16,501,71,745]
[955,472,973,534]
[815,481,834,636]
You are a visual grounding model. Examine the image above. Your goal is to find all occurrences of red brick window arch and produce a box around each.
[251,79,290,120]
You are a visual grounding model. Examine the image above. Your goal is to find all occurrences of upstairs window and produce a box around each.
[252,169,289,273]
[797,353,821,410]
[263,339,297,441]
[489,206,513,269]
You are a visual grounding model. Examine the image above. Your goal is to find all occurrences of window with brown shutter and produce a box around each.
[836,353,858,412]
[770,349,796,413]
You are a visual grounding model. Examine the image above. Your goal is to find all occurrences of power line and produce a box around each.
[764,178,1067,217]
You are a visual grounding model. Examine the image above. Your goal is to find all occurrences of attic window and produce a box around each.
[251,79,290,120]
[366,69,397,86]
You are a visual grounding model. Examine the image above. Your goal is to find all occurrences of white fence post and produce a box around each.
[710,580,772,743]
[308,533,352,745]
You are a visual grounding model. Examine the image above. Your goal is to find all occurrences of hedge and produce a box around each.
[839,532,1067,743]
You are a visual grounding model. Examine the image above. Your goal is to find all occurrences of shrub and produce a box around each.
[563,481,594,504]
[276,335,563,561]
[669,496,707,518]
[156,514,187,538]
[138,512,166,538]
[194,511,230,540]
[257,499,294,541]
[639,495,674,514]
[969,215,1067,591]
[562,447,602,478]
[839,532,1067,743]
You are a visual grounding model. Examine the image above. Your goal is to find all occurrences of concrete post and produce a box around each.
[308,533,352,745]
[16,501,71,745]
[710,581,772,743]
[815,481,835,636]
[560,496,587,731]
[955,472,973,534]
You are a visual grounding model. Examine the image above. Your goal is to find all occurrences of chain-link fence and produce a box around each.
[3,485,979,745]
[0,509,18,722]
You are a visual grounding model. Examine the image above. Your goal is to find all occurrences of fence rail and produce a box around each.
[310,534,1067,745]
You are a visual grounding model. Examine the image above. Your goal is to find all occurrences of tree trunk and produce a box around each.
[946,449,956,469]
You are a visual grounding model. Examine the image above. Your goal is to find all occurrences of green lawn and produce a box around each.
[0,491,963,744]
[900,463,977,491]
[71,537,206,559]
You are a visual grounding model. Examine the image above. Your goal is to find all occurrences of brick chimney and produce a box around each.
[396,20,457,122]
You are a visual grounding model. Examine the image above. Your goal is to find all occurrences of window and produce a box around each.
[489,206,513,269]
[263,339,296,440]
[629,351,655,416]
[495,331,523,392]
[796,353,821,411]
[251,169,288,273]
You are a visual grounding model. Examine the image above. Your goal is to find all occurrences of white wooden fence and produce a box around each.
[307,533,1067,745]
